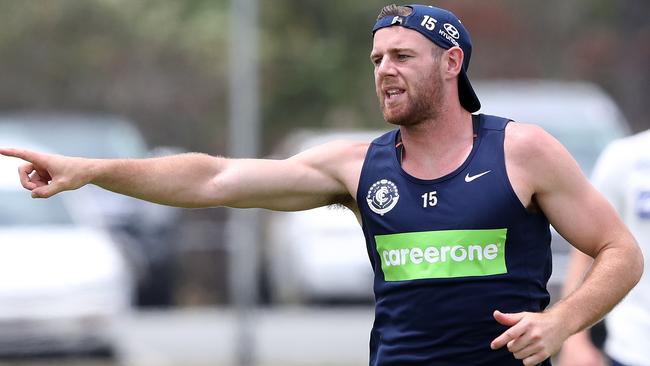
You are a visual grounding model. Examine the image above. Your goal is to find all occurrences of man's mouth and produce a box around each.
[385,88,405,100]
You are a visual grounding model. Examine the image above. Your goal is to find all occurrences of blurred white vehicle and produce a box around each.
[266,80,629,304]
[266,131,385,303]
[474,80,630,176]
[0,153,132,356]
[0,113,180,306]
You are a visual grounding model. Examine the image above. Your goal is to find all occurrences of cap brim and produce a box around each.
[458,69,480,113]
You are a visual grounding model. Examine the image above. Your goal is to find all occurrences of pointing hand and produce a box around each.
[0,148,91,198]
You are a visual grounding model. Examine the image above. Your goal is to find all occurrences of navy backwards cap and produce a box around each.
[372,4,481,112]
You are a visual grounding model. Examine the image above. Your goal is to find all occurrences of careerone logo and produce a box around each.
[375,228,507,281]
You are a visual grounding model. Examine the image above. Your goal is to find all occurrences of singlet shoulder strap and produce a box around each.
[478,114,511,132]
[371,128,399,146]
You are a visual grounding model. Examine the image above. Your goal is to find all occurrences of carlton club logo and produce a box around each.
[366,179,400,216]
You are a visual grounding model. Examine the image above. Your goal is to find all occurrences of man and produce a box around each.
[559,131,650,366]
[0,4,642,366]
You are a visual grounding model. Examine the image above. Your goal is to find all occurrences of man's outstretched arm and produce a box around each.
[0,140,367,210]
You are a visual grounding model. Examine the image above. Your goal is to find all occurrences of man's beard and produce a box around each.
[380,72,443,126]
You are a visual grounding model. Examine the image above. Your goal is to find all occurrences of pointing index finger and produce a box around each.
[0,148,40,164]
[491,323,526,350]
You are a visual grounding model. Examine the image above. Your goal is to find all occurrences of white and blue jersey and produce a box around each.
[357,114,552,365]
[592,130,650,366]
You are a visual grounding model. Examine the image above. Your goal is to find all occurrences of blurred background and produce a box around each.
[0,0,648,365]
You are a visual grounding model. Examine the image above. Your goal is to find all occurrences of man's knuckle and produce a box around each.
[530,331,542,341]
[525,356,542,366]
[540,347,551,358]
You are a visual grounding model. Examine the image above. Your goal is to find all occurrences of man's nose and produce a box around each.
[376,57,397,76]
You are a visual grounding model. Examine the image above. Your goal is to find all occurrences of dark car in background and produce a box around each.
[0,113,182,307]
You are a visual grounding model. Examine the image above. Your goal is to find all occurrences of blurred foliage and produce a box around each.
[0,0,229,152]
[0,0,648,154]
[259,0,388,145]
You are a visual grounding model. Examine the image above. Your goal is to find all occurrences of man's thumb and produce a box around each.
[493,310,525,326]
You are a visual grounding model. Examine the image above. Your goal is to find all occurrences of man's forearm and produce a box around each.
[550,240,643,336]
[91,152,224,208]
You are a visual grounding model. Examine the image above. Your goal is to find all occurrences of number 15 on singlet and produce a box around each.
[422,191,438,208]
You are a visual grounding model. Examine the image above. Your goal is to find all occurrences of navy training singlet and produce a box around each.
[357,114,552,366]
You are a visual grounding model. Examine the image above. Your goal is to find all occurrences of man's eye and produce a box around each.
[398,54,410,60]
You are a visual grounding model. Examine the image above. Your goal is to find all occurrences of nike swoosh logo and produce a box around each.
[465,170,491,183]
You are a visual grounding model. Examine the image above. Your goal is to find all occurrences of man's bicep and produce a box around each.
[209,157,345,210]
[507,124,625,257]
[532,140,629,257]
[543,181,627,257]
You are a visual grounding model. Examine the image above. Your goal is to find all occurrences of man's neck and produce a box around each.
[398,109,474,180]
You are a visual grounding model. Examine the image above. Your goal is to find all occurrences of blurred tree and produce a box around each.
[0,0,229,152]
[259,0,388,147]
[0,0,647,154]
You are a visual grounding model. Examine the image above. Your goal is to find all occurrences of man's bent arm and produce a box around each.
[528,132,642,338]
[490,124,643,366]
[558,138,633,366]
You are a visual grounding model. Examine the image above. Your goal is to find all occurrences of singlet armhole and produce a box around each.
[499,121,544,216]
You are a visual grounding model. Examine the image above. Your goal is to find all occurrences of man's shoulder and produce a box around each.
[316,139,372,154]
[504,121,556,155]
[503,121,575,182]
[305,129,397,160]
[291,138,371,167]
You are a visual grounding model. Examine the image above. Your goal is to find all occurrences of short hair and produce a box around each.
[376,4,413,20]
[376,4,444,59]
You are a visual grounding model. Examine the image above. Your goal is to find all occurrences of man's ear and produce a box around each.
[444,46,464,78]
